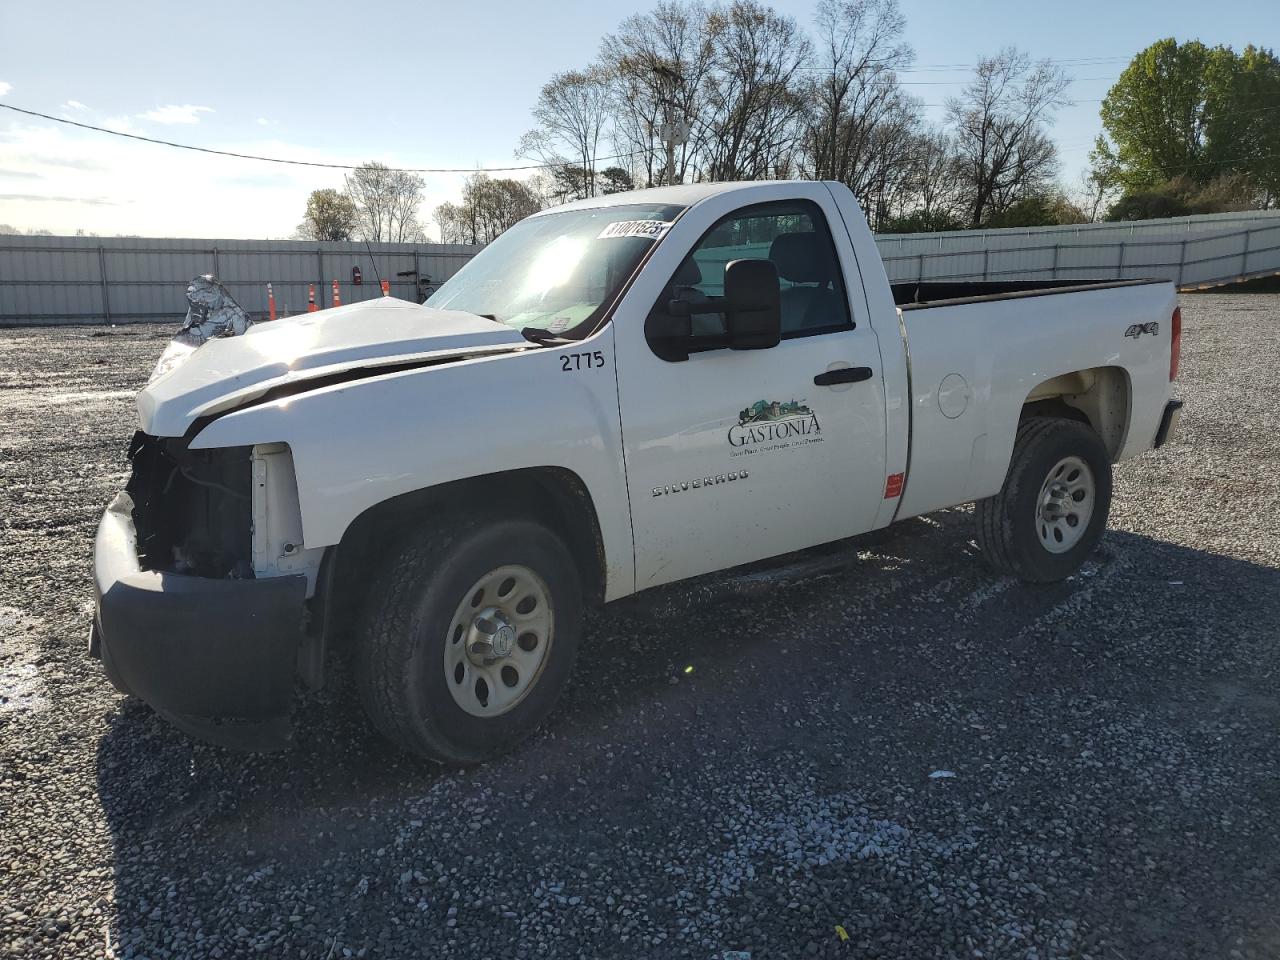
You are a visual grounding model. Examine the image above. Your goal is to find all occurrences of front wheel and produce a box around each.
[974,417,1113,582]
[357,516,583,763]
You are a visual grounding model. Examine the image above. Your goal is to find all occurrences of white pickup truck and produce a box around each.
[91,180,1183,761]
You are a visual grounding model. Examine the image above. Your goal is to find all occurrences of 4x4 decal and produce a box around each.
[1124,322,1159,339]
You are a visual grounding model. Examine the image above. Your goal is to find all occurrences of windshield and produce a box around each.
[425,203,685,336]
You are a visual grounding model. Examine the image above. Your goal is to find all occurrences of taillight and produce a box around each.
[1169,306,1181,381]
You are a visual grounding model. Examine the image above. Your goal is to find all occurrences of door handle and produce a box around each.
[813,366,873,386]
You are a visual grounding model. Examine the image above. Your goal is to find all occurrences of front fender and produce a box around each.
[189,326,635,599]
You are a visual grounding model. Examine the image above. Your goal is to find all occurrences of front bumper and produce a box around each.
[91,491,306,749]
[1154,399,1183,449]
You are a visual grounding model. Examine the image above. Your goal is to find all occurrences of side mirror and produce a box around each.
[724,259,781,350]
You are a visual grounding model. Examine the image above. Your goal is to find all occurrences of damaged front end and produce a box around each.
[90,431,308,751]
[89,276,313,750]
[126,432,254,579]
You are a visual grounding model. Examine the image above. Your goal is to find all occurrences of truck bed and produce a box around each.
[891,277,1166,309]
[889,274,1178,523]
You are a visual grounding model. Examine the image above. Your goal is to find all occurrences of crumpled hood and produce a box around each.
[138,297,525,437]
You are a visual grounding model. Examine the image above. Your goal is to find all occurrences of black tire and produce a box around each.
[356,516,583,763]
[974,417,1113,583]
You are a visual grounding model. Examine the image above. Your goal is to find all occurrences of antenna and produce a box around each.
[363,240,383,290]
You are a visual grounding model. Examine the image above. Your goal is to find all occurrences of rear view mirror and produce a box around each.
[724,259,781,350]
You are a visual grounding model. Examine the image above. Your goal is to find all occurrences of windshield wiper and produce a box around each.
[519,326,569,346]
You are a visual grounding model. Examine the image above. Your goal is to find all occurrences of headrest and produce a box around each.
[768,232,835,283]
[673,257,702,287]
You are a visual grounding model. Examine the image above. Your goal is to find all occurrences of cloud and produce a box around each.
[101,115,138,134]
[0,193,117,205]
[139,104,213,125]
[0,81,12,97]
[255,117,274,127]
[0,121,466,239]
[61,100,89,112]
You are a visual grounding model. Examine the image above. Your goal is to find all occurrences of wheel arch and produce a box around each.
[1021,365,1132,462]
[312,467,607,665]
[342,466,605,600]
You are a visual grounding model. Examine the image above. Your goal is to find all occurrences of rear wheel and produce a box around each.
[357,516,583,763]
[974,417,1112,582]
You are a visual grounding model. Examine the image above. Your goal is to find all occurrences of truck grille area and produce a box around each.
[124,432,253,578]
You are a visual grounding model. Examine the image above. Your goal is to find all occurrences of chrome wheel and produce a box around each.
[443,565,554,718]
[1036,455,1095,554]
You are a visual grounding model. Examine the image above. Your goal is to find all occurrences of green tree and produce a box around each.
[1097,39,1280,206]
[296,188,358,241]
[1105,174,1255,221]
[598,166,636,194]
[985,192,1087,228]
[879,209,964,234]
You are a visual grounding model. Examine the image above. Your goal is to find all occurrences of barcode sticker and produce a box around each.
[597,219,672,240]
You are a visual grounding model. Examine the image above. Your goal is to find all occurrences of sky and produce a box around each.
[0,0,1274,240]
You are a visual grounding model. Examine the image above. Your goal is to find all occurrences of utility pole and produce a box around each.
[652,62,687,186]
[665,124,676,187]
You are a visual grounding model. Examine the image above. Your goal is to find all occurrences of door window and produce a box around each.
[655,200,854,343]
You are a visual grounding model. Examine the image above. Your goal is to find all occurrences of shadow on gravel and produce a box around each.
[93,515,1280,959]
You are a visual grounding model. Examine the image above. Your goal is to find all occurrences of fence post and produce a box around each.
[982,248,989,281]
[1051,243,1060,279]
[316,247,325,298]
[212,246,220,278]
[1117,241,1126,279]
[1242,229,1252,278]
[916,253,924,282]
[97,245,112,323]
[1177,240,1187,287]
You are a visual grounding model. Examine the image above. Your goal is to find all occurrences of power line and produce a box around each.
[898,58,1130,73]
[0,102,640,174]
[794,70,1121,82]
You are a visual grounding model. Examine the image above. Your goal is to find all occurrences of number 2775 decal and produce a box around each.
[560,351,606,371]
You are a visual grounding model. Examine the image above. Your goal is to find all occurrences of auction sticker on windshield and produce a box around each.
[597,220,672,240]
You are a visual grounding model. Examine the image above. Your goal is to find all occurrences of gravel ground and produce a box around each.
[1,296,1278,960]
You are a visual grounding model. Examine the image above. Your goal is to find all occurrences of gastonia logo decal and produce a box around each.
[728,399,823,452]
[653,471,748,497]
[1124,322,1160,339]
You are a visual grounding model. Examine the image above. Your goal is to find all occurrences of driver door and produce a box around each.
[613,190,890,590]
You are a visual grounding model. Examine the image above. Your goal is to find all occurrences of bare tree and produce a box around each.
[517,68,613,200]
[802,0,914,183]
[945,49,1070,227]
[600,2,718,186]
[344,162,426,242]
[434,175,542,245]
[901,130,965,223]
[698,1,812,181]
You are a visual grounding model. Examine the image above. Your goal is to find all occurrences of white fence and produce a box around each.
[875,209,1280,289]
[0,236,481,324]
[3,209,1279,325]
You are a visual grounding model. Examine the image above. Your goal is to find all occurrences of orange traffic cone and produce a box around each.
[307,284,317,312]
[267,283,277,322]
[331,279,341,308]
[381,278,390,297]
